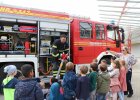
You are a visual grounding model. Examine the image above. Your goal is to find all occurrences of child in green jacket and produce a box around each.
[88,62,98,100]
[2,65,18,100]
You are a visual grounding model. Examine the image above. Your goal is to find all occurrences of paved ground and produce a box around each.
[0,59,140,100]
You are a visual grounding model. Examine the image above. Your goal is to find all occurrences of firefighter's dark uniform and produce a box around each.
[51,39,69,77]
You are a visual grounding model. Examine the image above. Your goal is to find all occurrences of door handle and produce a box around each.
[78,47,83,50]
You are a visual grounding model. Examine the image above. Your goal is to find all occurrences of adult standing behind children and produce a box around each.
[109,46,137,97]
[62,62,77,100]
[76,65,90,100]
[2,65,18,100]
[14,64,44,100]
[88,62,98,100]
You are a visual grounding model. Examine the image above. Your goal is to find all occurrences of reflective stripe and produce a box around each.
[53,72,58,74]
[59,49,69,52]
[65,48,69,50]
[53,74,57,76]
[52,53,59,57]
[61,70,65,72]
[53,71,58,73]
[60,72,65,73]
[60,70,65,75]
[60,73,65,75]
[52,45,57,48]
[53,71,58,76]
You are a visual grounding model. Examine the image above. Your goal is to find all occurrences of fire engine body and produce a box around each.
[0,5,123,78]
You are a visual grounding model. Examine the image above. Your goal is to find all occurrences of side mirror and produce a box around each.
[116,40,120,48]
[119,28,125,43]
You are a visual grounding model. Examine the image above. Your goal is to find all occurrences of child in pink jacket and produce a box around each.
[118,60,127,100]
[109,60,121,100]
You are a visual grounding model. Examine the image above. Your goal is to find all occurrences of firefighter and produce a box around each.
[51,34,69,78]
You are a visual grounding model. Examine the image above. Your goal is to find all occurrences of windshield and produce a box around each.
[107,30,115,40]
[107,25,120,41]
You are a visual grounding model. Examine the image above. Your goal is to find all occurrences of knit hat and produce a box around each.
[4,65,17,75]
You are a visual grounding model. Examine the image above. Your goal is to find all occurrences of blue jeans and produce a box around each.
[96,93,106,100]
[118,91,124,100]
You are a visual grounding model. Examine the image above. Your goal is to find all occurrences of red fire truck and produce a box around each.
[0,5,124,79]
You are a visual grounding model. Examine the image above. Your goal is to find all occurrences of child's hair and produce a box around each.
[14,70,24,79]
[111,56,116,60]
[122,46,130,54]
[100,65,107,72]
[60,34,66,38]
[51,77,58,84]
[21,64,33,78]
[101,59,107,64]
[90,62,98,71]
[80,65,88,74]
[113,60,121,69]
[119,60,125,66]
[65,62,74,72]
[92,58,98,63]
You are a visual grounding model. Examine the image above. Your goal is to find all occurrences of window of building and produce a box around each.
[80,22,92,38]
[95,24,105,40]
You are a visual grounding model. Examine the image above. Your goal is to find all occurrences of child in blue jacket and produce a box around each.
[49,77,62,100]
[76,65,90,100]
[62,62,77,100]
[14,64,44,100]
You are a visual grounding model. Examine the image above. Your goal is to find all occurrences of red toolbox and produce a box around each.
[19,26,37,33]
[0,44,9,50]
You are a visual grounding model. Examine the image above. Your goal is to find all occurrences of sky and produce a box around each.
[0,0,100,21]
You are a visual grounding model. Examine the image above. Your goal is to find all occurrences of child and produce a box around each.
[109,60,121,100]
[14,70,24,80]
[48,77,61,100]
[96,65,110,100]
[98,59,107,73]
[118,60,127,100]
[76,65,90,100]
[62,62,77,100]
[88,62,98,100]
[100,59,107,66]
[92,58,98,63]
[2,65,18,100]
[14,64,44,100]
[108,56,116,72]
